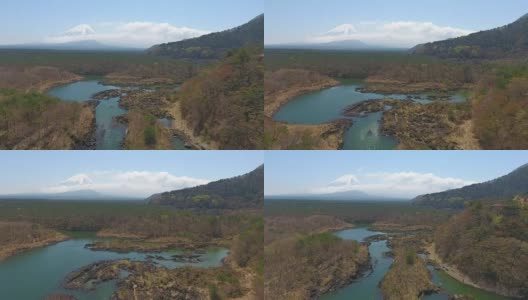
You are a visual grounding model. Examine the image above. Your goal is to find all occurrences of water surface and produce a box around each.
[274,82,466,149]
[0,237,228,300]
[48,78,126,149]
[321,228,392,300]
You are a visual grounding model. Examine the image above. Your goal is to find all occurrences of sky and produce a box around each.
[0,151,263,197]
[265,151,528,199]
[265,0,528,47]
[0,0,263,47]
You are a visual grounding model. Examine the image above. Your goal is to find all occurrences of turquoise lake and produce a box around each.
[0,237,228,300]
[273,82,466,149]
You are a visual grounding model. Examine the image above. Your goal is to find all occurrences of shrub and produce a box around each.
[144,126,156,146]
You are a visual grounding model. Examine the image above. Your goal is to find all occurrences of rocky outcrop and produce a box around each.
[91,89,121,100]
[381,247,438,300]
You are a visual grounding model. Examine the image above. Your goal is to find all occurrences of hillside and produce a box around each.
[413,13,528,59]
[147,14,264,59]
[434,197,528,298]
[147,165,263,209]
[265,232,369,299]
[177,45,263,149]
[413,164,528,208]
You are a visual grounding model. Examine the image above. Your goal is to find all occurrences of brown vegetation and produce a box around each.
[176,47,263,149]
[472,67,528,149]
[383,101,472,149]
[0,89,95,150]
[264,117,350,150]
[264,215,370,299]
[122,111,172,150]
[0,66,81,92]
[0,221,68,260]
[434,200,528,298]
[264,215,352,245]
[381,247,436,300]
[265,232,369,299]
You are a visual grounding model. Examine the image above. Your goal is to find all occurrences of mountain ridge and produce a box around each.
[266,189,404,201]
[0,40,141,51]
[147,165,264,209]
[412,13,528,59]
[412,163,528,208]
[267,39,380,51]
[0,189,142,201]
[147,14,263,59]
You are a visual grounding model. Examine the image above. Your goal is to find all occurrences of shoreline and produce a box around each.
[265,117,350,150]
[426,243,483,289]
[265,77,340,117]
[168,102,218,150]
[426,243,518,298]
[0,233,69,261]
[39,74,85,94]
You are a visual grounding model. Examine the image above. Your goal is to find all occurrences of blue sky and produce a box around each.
[266,0,528,47]
[0,0,263,47]
[0,151,263,197]
[265,151,528,198]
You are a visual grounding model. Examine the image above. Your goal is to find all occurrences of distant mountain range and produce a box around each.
[266,190,403,201]
[266,39,395,51]
[412,13,528,59]
[147,165,263,209]
[147,14,264,59]
[0,40,141,51]
[0,189,142,201]
[413,163,528,208]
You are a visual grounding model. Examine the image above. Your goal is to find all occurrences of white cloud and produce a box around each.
[61,174,93,186]
[307,21,474,47]
[42,171,210,197]
[327,24,357,35]
[45,22,210,48]
[328,174,359,187]
[64,24,96,36]
[311,171,475,198]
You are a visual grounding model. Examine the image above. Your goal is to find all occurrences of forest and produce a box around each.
[0,88,94,149]
[413,13,528,59]
[148,14,263,59]
[264,213,370,299]
[0,50,203,86]
[148,164,263,210]
[178,45,264,149]
[0,200,256,242]
[413,163,528,208]
[434,197,528,298]
[265,200,451,226]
